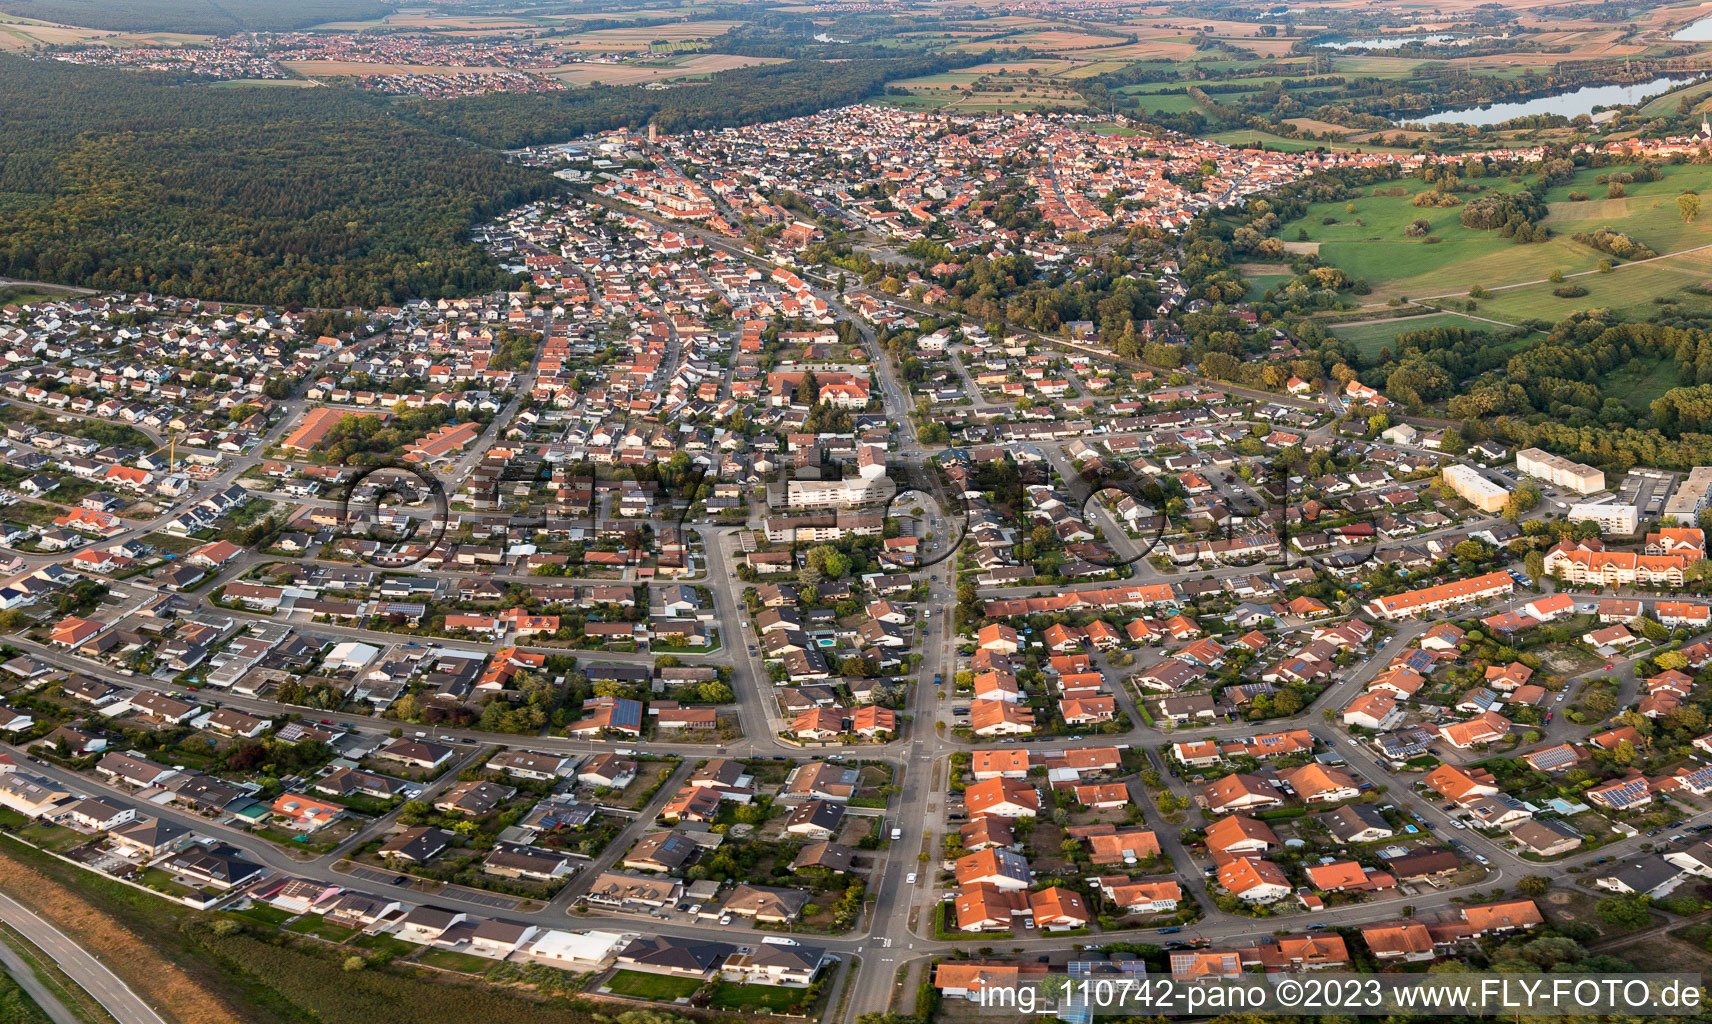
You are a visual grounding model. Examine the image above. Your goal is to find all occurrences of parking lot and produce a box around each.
[1619,469,1676,520]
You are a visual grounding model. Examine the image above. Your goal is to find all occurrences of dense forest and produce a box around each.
[0,0,391,33]
[0,50,984,305]
[0,54,552,308]
[398,54,971,149]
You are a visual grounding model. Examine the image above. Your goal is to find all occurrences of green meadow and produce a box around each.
[1281,163,1712,304]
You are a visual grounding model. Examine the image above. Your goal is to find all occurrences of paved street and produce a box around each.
[0,890,168,1024]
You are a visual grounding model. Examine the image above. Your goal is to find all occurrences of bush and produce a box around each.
[1553,285,1589,298]
[1573,228,1655,261]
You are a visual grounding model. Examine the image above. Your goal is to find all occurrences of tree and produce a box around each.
[697,680,735,703]
[1594,894,1651,930]
[1503,483,1542,522]
[1516,874,1550,898]
[1518,935,1586,969]
[1583,689,1618,716]
[392,693,421,722]
[1679,192,1702,224]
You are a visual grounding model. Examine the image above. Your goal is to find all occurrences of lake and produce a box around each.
[1317,34,1456,50]
[1415,75,1700,126]
[1673,15,1712,41]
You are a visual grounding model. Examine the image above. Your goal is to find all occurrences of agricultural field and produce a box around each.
[885,57,1146,111]
[986,29,1132,51]
[883,64,1092,110]
[1280,162,1712,306]
[1640,77,1712,116]
[1073,120,1145,136]
[552,20,743,52]
[0,13,122,47]
[1205,128,1417,155]
[387,14,538,29]
[1124,89,1203,114]
[549,53,784,87]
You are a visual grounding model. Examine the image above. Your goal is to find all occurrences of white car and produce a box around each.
[906,872,917,885]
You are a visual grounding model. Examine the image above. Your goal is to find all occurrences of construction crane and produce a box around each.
[145,436,176,473]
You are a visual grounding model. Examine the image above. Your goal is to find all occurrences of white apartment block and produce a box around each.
[1516,448,1604,495]
[1664,466,1712,523]
[1568,502,1638,535]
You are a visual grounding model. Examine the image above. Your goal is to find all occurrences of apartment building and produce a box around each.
[1516,448,1604,495]
[1664,466,1712,523]
[1363,571,1515,620]
[1568,501,1638,535]
[1442,464,1509,514]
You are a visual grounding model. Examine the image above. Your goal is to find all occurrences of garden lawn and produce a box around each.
[413,948,495,973]
[709,980,809,1012]
[283,916,359,942]
[351,933,419,957]
[605,969,701,1000]
[227,904,295,927]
